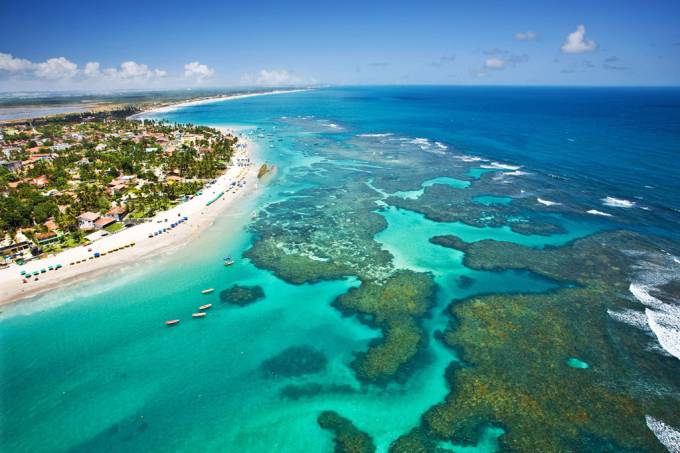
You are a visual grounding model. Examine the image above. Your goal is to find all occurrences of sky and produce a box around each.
[1,0,679,91]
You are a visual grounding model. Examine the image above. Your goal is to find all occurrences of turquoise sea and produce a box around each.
[1,87,679,452]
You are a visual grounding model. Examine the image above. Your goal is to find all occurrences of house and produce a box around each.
[35,231,61,245]
[2,147,20,158]
[43,218,59,232]
[94,217,116,230]
[0,160,22,172]
[77,212,100,230]
[31,175,49,188]
[107,182,127,196]
[51,143,72,151]
[104,206,127,222]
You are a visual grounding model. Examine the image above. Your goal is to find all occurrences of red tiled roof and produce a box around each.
[94,217,115,228]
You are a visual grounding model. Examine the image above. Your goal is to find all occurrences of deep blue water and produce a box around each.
[164,86,680,240]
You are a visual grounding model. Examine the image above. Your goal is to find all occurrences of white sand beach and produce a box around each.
[0,130,260,306]
[129,89,309,119]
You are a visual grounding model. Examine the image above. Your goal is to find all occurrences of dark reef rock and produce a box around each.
[333,270,437,385]
[389,231,680,453]
[219,284,265,306]
[318,410,376,453]
[261,346,328,378]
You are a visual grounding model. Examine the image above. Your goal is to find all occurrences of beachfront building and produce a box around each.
[104,206,127,222]
[35,231,62,246]
[77,212,100,230]
[94,217,116,230]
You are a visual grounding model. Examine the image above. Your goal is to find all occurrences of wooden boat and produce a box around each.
[192,312,206,318]
[201,288,215,294]
[165,319,180,326]
[199,304,212,310]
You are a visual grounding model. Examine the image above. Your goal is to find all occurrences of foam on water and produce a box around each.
[645,416,680,453]
[627,254,680,360]
[602,196,637,208]
[537,198,561,206]
[587,209,613,217]
[356,133,393,138]
[480,162,521,171]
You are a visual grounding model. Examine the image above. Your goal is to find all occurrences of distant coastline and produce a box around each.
[130,88,310,119]
[0,88,311,123]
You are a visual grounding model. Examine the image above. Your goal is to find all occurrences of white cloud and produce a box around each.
[34,57,78,79]
[515,31,537,41]
[242,69,301,87]
[0,53,185,88]
[113,61,165,79]
[485,57,506,70]
[183,61,215,81]
[561,25,597,54]
[0,52,34,72]
[83,61,101,77]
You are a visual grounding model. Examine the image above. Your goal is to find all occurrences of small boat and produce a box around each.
[199,304,212,310]
[165,319,180,326]
[224,259,234,266]
[192,312,206,318]
[201,288,215,294]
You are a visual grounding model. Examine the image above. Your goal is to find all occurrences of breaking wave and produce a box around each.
[480,162,521,171]
[587,209,613,217]
[537,198,561,206]
[453,154,485,162]
[356,133,393,138]
[645,416,680,453]
[602,196,636,208]
[627,254,680,360]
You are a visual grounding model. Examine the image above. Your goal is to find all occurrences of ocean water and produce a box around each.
[1,87,679,452]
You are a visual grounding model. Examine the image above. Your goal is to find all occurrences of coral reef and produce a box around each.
[390,231,680,452]
[318,411,376,453]
[333,270,437,385]
[219,284,265,306]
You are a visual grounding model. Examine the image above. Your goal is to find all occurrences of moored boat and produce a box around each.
[201,288,215,294]
[199,304,212,310]
[165,319,180,326]
[192,312,206,318]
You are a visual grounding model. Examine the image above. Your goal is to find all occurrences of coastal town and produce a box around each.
[0,108,246,269]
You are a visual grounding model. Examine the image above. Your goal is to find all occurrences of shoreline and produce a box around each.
[129,88,310,119]
[0,129,261,307]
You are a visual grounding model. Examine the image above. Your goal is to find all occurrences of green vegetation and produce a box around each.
[219,284,265,306]
[1,109,236,256]
[104,223,124,234]
[317,411,376,453]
